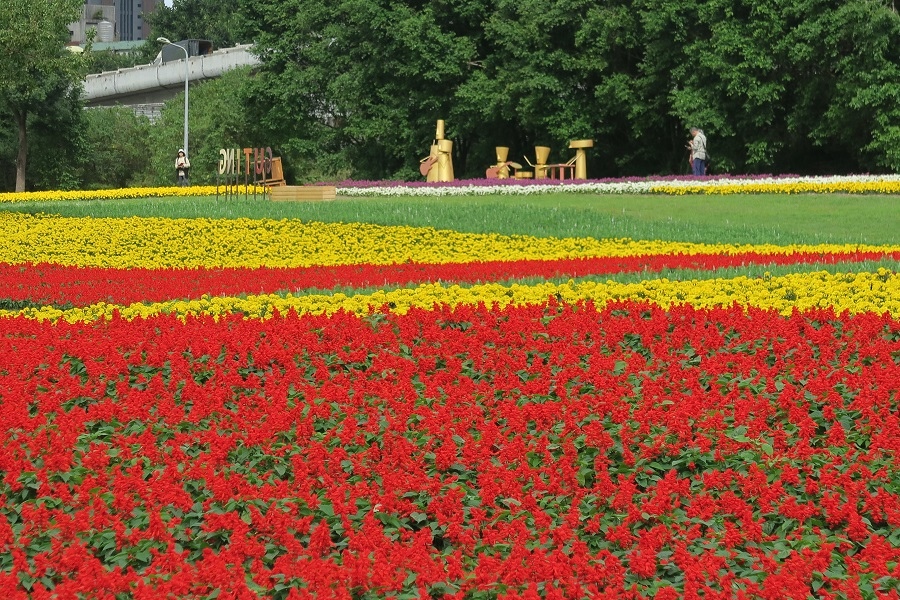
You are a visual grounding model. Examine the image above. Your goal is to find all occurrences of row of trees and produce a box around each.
[3,0,900,191]
[240,0,900,179]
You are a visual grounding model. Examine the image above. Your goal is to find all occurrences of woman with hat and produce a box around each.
[175,149,191,187]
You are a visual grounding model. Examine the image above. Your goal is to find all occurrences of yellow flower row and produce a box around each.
[0,186,265,204]
[1,212,897,269]
[8,269,897,323]
[649,180,900,195]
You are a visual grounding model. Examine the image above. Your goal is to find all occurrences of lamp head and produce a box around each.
[157,37,171,44]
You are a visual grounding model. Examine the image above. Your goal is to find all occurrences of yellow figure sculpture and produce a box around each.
[420,120,455,182]
[485,146,523,179]
[523,146,552,179]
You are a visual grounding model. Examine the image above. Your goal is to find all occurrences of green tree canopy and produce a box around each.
[77,107,152,189]
[0,0,84,191]
[18,0,899,190]
[238,0,900,179]
[242,0,487,180]
[147,0,250,48]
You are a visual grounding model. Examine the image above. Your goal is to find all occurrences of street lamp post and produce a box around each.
[157,37,189,158]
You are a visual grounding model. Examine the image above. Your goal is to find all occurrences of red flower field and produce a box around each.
[2,300,899,597]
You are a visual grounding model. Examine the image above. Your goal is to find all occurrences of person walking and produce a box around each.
[690,127,708,176]
[175,149,191,187]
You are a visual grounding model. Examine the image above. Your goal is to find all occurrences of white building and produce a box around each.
[69,1,116,44]
[69,0,160,43]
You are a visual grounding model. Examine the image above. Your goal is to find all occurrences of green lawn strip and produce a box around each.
[3,193,900,245]
[0,298,74,311]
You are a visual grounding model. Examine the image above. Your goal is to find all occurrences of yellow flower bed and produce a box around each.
[1,212,897,269]
[649,180,900,195]
[7,269,897,323]
[0,186,265,204]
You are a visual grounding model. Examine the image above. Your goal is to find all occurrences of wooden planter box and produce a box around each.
[269,185,336,202]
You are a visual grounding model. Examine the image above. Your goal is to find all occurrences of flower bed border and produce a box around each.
[3,174,900,203]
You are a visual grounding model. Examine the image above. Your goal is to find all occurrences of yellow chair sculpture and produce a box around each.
[260,157,286,187]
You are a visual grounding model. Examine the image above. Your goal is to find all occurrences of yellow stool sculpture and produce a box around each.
[568,139,594,179]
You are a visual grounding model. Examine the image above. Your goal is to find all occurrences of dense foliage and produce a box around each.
[4,0,900,190]
[0,0,84,191]
[145,68,261,187]
[147,0,251,49]
[240,0,900,179]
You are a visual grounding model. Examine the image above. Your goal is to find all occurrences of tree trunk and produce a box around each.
[15,108,27,193]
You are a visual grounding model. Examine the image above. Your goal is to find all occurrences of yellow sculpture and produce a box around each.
[524,146,552,179]
[421,145,439,182]
[419,120,454,182]
[569,139,594,180]
[485,146,523,179]
[523,141,593,180]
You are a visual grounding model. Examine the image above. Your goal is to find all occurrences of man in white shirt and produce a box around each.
[690,127,708,176]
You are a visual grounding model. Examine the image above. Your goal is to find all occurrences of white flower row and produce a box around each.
[335,174,900,197]
[655,174,900,189]
[337,181,657,197]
